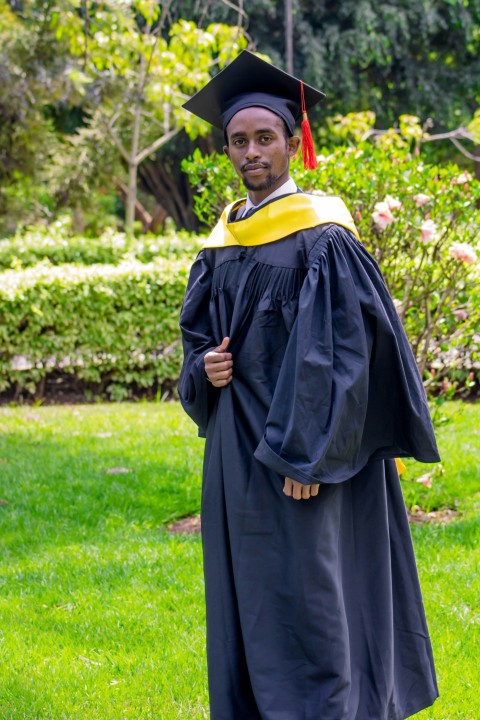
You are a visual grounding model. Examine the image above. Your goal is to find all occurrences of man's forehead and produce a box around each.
[227,106,286,133]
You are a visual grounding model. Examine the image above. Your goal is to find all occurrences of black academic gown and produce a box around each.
[178,214,440,720]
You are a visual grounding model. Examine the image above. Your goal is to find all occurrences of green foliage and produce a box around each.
[0,2,248,234]
[183,143,480,394]
[0,257,196,399]
[178,0,480,130]
[2,1,479,234]
[467,108,480,143]
[51,5,248,234]
[0,0,72,233]
[181,148,242,227]
[0,221,201,269]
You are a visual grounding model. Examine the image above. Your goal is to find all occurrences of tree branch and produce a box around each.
[106,119,130,163]
[135,127,180,165]
[218,0,248,23]
[447,137,480,162]
[365,124,480,162]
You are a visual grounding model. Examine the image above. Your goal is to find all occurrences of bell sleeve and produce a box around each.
[254,225,440,485]
[178,251,218,436]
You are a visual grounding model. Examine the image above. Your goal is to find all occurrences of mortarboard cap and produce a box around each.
[183,50,325,169]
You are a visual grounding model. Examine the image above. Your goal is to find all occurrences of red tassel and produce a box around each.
[300,81,318,170]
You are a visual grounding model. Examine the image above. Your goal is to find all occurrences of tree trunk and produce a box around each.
[125,160,138,236]
[125,54,145,237]
[285,0,293,74]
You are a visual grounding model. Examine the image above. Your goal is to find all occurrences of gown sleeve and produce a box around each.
[254,225,440,485]
[178,250,218,437]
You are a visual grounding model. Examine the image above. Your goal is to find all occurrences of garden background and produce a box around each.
[1,1,479,718]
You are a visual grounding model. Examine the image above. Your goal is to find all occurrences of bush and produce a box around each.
[0,258,192,400]
[183,144,480,397]
[0,220,202,269]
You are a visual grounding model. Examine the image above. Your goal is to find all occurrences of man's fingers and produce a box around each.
[215,336,230,353]
[292,482,303,500]
[283,477,293,497]
[210,369,233,382]
[204,337,233,387]
[210,377,231,387]
[283,477,321,500]
[205,352,232,364]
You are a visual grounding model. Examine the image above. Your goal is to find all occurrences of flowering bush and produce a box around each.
[183,143,480,397]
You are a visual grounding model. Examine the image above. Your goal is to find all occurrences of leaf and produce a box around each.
[79,656,102,667]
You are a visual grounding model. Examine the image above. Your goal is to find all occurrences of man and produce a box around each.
[179,51,439,720]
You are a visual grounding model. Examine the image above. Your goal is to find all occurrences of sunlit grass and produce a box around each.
[0,401,478,718]
[0,403,207,719]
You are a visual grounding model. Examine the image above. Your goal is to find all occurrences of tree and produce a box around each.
[0,0,73,233]
[54,1,247,235]
[169,0,480,131]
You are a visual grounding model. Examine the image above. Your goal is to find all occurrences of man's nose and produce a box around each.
[245,141,260,159]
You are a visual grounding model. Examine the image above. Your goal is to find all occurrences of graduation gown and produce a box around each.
[178,201,440,720]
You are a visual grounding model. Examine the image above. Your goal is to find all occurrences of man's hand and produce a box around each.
[204,337,233,387]
[283,477,320,500]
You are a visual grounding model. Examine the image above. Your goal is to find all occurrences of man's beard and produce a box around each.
[241,170,279,192]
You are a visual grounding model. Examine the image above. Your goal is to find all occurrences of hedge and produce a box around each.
[0,258,192,400]
[0,224,201,269]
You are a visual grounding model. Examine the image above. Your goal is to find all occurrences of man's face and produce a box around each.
[223,107,300,205]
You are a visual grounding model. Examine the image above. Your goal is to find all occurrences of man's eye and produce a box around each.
[260,136,273,143]
[233,138,246,146]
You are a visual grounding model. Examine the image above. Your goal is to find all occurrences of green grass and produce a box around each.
[0,403,207,719]
[0,401,479,719]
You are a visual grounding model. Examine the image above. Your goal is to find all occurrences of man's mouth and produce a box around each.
[242,163,269,174]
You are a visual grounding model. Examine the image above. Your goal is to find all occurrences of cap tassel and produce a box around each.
[300,81,318,170]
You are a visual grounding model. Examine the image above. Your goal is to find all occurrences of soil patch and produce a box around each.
[166,508,460,534]
[167,515,202,534]
[407,507,460,524]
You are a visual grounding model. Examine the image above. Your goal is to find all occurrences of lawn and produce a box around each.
[0,401,479,719]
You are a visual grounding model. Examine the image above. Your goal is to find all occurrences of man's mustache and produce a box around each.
[241,163,270,172]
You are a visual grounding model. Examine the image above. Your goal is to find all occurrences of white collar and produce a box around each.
[241,177,298,217]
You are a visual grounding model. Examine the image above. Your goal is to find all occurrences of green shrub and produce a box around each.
[183,144,480,396]
[0,258,192,400]
[0,220,202,269]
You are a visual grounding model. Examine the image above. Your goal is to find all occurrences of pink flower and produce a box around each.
[392,298,404,314]
[372,202,395,230]
[452,171,472,185]
[384,195,403,211]
[453,309,468,321]
[416,473,433,488]
[449,242,477,264]
[420,219,438,243]
[413,193,431,207]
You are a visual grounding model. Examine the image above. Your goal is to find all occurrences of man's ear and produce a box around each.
[223,145,230,158]
[288,135,301,157]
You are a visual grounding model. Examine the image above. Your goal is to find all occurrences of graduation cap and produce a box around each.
[183,50,325,169]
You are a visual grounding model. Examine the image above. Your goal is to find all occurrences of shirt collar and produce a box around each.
[241,177,298,217]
